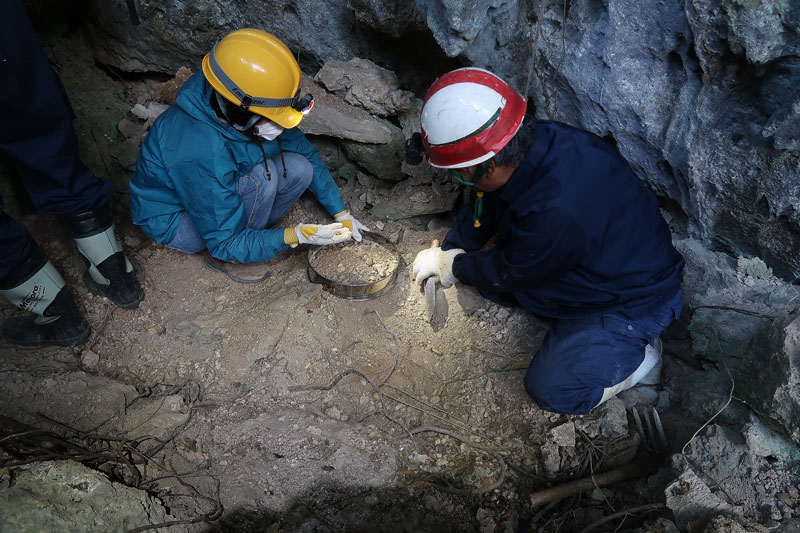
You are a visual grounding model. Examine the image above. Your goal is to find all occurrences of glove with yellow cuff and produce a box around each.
[333,210,370,242]
[284,223,352,248]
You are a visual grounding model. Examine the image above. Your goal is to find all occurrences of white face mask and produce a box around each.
[255,121,284,140]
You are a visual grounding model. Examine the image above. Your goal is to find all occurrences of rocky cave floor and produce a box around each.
[2,197,799,533]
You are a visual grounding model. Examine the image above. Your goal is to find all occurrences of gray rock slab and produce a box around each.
[744,414,800,462]
[574,397,628,439]
[680,235,800,440]
[299,74,393,144]
[0,461,186,532]
[342,118,407,182]
[315,58,415,117]
[736,316,800,444]
[85,0,359,74]
[549,421,576,447]
[369,180,460,221]
[665,467,744,530]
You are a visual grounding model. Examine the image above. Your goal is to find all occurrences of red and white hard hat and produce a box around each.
[420,67,527,169]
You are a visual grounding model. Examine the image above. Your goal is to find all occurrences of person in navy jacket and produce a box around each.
[0,1,143,347]
[411,68,684,414]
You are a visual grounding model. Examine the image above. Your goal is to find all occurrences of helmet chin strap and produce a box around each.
[214,92,261,131]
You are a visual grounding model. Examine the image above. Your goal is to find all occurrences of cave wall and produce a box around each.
[84,0,800,280]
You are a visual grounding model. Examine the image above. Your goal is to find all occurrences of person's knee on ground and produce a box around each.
[523,313,668,414]
[201,153,314,284]
[0,241,89,347]
[68,204,143,309]
[524,337,663,414]
[523,363,595,415]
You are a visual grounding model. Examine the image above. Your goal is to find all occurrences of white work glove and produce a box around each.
[334,210,370,242]
[412,246,465,288]
[284,223,352,248]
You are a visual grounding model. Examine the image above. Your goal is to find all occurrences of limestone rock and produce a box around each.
[346,0,425,38]
[743,414,800,463]
[342,118,406,182]
[369,179,460,221]
[574,397,628,440]
[130,102,169,122]
[299,74,393,144]
[736,316,800,443]
[665,467,744,530]
[0,461,186,532]
[154,66,193,105]
[682,238,800,438]
[527,0,800,279]
[85,0,359,74]
[315,58,415,116]
[549,421,576,447]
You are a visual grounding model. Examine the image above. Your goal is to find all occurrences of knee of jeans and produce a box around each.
[280,153,313,186]
[165,234,206,254]
[181,240,206,254]
[244,162,278,192]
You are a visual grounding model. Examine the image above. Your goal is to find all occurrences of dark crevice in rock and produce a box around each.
[349,24,464,98]
[601,132,618,148]
[93,61,172,85]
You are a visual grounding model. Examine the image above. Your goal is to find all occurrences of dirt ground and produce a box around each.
[0,194,693,532]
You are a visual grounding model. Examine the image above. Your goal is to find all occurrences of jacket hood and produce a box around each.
[175,71,250,142]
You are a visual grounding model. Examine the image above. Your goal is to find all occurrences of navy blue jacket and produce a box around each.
[443,120,684,319]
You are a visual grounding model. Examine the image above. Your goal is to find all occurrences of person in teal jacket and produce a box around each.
[129,29,367,283]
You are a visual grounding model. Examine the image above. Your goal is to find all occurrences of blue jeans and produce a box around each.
[523,289,683,414]
[166,152,313,254]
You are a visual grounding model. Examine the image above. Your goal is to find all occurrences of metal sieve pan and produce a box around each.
[306,231,401,301]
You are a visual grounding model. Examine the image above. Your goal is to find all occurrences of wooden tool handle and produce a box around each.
[529,456,660,507]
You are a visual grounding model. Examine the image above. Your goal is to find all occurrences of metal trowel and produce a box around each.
[424,240,449,331]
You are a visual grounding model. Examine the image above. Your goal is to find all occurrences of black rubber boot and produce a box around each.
[0,243,90,347]
[82,253,144,310]
[1,287,90,347]
[69,206,144,310]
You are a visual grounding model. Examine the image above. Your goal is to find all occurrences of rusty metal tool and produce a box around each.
[424,240,439,321]
[424,240,448,330]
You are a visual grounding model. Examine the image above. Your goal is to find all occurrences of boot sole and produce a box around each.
[203,254,271,284]
[1,322,90,348]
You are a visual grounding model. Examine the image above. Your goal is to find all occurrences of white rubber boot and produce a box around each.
[596,338,663,407]
[637,338,663,386]
[0,253,89,347]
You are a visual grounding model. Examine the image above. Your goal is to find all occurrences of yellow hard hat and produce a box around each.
[202,28,313,129]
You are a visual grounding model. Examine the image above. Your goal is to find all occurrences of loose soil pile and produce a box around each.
[309,236,399,285]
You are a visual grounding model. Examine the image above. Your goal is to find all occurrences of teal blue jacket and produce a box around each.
[129,72,346,263]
